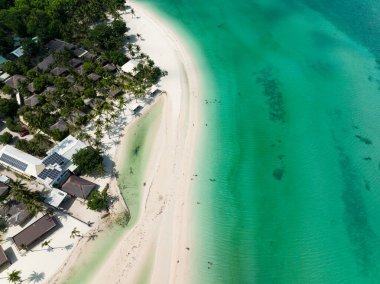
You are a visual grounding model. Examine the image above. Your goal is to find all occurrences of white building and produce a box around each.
[0,145,44,177]
[0,136,87,189]
[121,59,141,76]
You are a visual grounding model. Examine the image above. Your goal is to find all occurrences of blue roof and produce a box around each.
[0,56,7,65]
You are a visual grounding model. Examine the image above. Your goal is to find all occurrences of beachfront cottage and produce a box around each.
[4,75,26,89]
[46,39,74,52]
[121,59,141,76]
[49,118,68,132]
[37,54,55,72]
[50,67,69,76]
[0,182,9,198]
[0,246,10,269]
[68,58,82,68]
[61,175,96,200]
[24,93,40,108]
[87,73,101,81]
[12,214,59,250]
[0,200,32,226]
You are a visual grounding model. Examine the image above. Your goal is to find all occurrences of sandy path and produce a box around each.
[88,2,203,284]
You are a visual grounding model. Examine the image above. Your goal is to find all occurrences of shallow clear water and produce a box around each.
[141,0,380,283]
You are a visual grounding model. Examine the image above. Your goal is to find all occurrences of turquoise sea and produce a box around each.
[142,0,380,283]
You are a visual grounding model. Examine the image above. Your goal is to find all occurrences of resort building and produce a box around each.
[121,59,141,76]
[0,246,9,269]
[61,176,96,200]
[12,214,59,250]
[0,136,87,189]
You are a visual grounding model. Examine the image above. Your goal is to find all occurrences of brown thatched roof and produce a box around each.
[5,75,26,89]
[24,93,40,108]
[50,67,68,76]
[12,214,59,249]
[61,175,96,199]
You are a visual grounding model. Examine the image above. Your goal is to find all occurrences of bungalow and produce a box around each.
[75,65,85,75]
[61,175,96,199]
[12,214,59,250]
[81,52,96,60]
[121,59,141,76]
[133,105,143,115]
[0,246,9,269]
[68,110,86,124]
[49,118,68,132]
[0,71,10,82]
[72,48,88,58]
[46,39,74,52]
[150,88,162,98]
[10,46,24,58]
[107,87,122,98]
[41,86,57,96]
[0,200,32,226]
[50,67,68,76]
[37,54,55,72]
[4,75,26,89]
[68,58,82,68]
[87,73,101,81]
[103,63,116,72]
[24,93,40,108]
[0,182,9,198]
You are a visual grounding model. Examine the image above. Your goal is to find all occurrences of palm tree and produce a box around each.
[7,270,22,283]
[70,227,82,239]
[41,239,53,250]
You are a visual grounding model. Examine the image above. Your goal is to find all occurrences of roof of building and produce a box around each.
[49,118,68,132]
[72,48,87,58]
[0,182,9,198]
[41,86,57,96]
[61,175,96,199]
[0,246,9,267]
[47,135,87,162]
[46,39,74,51]
[0,72,10,82]
[10,46,24,58]
[50,67,68,76]
[121,59,141,76]
[87,73,101,81]
[5,75,26,89]
[37,54,55,71]
[24,93,40,108]
[68,110,86,124]
[150,88,162,97]
[0,55,7,65]
[68,58,82,68]
[0,145,44,177]
[27,82,35,93]
[44,188,67,208]
[0,200,31,226]
[0,175,10,184]
[81,52,96,60]
[12,214,59,249]
[107,87,122,97]
[103,63,116,72]
[133,105,143,114]
[75,65,85,75]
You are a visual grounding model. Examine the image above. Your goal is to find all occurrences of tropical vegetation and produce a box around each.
[72,146,104,175]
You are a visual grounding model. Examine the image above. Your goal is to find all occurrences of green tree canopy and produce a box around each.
[72,146,104,175]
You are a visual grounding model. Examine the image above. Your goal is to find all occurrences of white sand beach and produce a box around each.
[88,2,203,283]
[46,1,203,283]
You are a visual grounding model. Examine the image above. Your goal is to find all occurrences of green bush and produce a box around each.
[0,132,13,144]
[5,117,25,132]
[87,188,108,211]
[72,146,104,175]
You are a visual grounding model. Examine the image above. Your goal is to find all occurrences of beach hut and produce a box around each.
[37,55,55,72]
[87,73,101,81]
[0,246,9,269]
[12,215,59,250]
[46,39,74,52]
[4,75,26,89]
[24,93,40,108]
[50,67,68,76]
[133,105,143,115]
[61,175,96,200]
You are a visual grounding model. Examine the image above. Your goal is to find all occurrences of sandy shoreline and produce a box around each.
[49,1,203,283]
